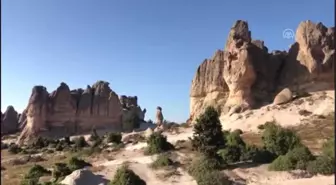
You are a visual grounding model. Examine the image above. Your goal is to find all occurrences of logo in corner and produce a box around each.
[282,28,295,39]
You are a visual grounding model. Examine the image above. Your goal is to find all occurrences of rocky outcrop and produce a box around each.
[156,106,164,125]
[189,20,334,123]
[120,95,146,121]
[1,106,19,135]
[18,81,144,144]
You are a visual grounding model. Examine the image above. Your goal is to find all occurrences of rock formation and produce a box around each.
[189,20,334,123]
[156,106,164,125]
[17,81,145,144]
[120,95,146,122]
[1,106,19,135]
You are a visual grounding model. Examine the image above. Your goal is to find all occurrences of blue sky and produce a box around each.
[1,0,334,122]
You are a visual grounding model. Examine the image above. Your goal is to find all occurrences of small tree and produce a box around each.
[191,106,225,158]
[262,121,301,156]
[144,132,174,155]
[110,164,146,185]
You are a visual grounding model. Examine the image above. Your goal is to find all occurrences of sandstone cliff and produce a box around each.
[189,20,334,123]
[18,81,146,144]
[1,106,19,135]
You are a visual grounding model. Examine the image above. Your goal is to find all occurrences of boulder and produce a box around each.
[61,169,109,185]
[273,88,293,105]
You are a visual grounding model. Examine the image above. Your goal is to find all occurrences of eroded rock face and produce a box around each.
[18,81,143,144]
[1,106,19,135]
[189,20,334,123]
[120,95,146,122]
[156,106,164,125]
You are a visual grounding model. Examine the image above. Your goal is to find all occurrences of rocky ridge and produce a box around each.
[189,20,334,123]
[17,81,146,144]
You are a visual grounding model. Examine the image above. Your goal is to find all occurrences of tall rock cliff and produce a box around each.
[1,106,19,135]
[189,20,334,123]
[17,81,145,144]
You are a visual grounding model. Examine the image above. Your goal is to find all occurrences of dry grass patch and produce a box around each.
[1,151,84,185]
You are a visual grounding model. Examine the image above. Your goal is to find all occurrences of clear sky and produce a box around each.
[1,0,334,122]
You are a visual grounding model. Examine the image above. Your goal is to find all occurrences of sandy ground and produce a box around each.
[87,127,334,185]
[220,90,334,132]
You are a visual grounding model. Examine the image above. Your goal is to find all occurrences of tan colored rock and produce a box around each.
[223,21,256,110]
[61,169,109,185]
[1,106,19,135]
[155,106,164,125]
[18,81,143,145]
[273,88,293,105]
[281,21,335,85]
[189,20,334,124]
[189,50,229,122]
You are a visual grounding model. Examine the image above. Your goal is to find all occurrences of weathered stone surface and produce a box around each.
[18,81,144,144]
[156,106,164,125]
[273,88,293,105]
[190,50,229,122]
[280,21,335,85]
[189,20,334,123]
[1,106,19,135]
[119,95,146,121]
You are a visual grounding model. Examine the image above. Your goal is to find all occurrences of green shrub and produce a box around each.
[307,156,335,175]
[191,106,225,158]
[262,121,301,156]
[286,145,315,170]
[150,154,173,169]
[218,146,241,164]
[225,132,246,148]
[269,145,314,171]
[68,157,92,171]
[25,164,51,179]
[55,143,64,151]
[251,147,277,164]
[110,164,146,185]
[322,138,334,159]
[268,155,294,171]
[73,136,88,148]
[20,177,39,185]
[52,163,72,180]
[30,136,53,149]
[195,171,232,185]
[144,132,174,155]
[187,155,223,178]
[107,133,122,144]
[8,143,22,154]
[239,144,258,161]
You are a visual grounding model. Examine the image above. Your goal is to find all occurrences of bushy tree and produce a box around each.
[68,157,92,171]
[150,154,173,169]
[144,132,174,155]
[269,145,315,171]
[191,106,225,158]
[110,165,146,185]
[73,136,88,148]
[106,133,122,144]
[52,163,72,180]
[261,121,301,156]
